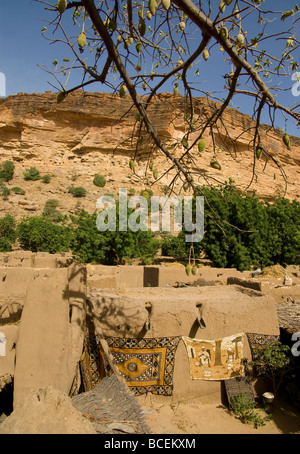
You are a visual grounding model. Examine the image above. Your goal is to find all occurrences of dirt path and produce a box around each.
[137,395,300,435]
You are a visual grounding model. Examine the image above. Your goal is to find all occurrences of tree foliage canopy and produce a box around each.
[36,0,299,197]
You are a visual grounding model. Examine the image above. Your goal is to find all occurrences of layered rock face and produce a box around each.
[0,90,299,219]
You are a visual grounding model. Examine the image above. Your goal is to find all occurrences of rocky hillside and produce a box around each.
[0,90,299,220]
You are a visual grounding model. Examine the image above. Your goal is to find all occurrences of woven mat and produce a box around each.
[80,335,181,396]
[246,332,280,376]
[224,376,255,409]
[72,374,151,434]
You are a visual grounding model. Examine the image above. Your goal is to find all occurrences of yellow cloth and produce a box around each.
[182,333,244,380]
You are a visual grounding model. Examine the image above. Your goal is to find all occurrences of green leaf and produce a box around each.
[281,10,294,21]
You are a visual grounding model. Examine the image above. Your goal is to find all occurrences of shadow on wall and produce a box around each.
[85,294,150,339]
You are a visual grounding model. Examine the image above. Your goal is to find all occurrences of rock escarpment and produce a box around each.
[0,91,299,219]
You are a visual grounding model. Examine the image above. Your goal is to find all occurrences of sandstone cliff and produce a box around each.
[0,91,299,219]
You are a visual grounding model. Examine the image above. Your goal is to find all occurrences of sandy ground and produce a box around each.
[136,394,300,435]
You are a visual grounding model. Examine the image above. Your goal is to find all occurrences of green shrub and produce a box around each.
[93,174,106,188]
[17,216,70,253]
[0,161,15,182]
[0,214,16,242]
[42,199,64,222]
[69,207,160,265]
[43,199,59,215]
[161,233,188,258]
[41,174,51,184]
[0,184,10,200]
[23,167,41,181]
[0,238,12,252]
[68,186,87,197]
[11,187,26,195]
[69,211,108,264]
[0,214,16,251]
[230,394,270,428]
[250,341,291,396]
[101,203,160,265]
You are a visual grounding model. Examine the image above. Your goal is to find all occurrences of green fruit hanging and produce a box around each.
[173,85,179,95]
[162,0,171,10]
[142,81,147,91]
[153,169,158,179]
[57,91,66,104]
[256,146,263,159]
[224,0,233,4]
[149,0,158,15]
[236,33,244,47]
[138,19,146,36]
[179,21,185,31]
[78,32,86,48]
[191,265,198,276]
[234,9,240,19]
[129,159,135,170]
[138,6,144,20]
[146,10,152,20]
[220,26,229,40]
[136,41,142,54]
[149,161,154,171]
[283,133,291,150]
[210,160,221,170]
[203,48,210,61]
[185,264,192,276]
[183,182,189,191]
[119,85,127,97]
[57,0,67,14]
[198,139,206,152]
[219,1,226,13]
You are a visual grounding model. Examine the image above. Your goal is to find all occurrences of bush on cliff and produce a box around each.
[23,167,41,181]
[0,161,15,182]
[68,186,87,198]
[93,174,106,188]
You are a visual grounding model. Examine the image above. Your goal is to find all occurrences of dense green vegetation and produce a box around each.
[0,184,299,270]
[162,183,300,271]
[0,206,160,265]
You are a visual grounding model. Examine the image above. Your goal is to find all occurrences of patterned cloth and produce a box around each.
[80,335,181,396]
[246,332,280,376]
[182,333,244,380]
[246,333,280,357]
